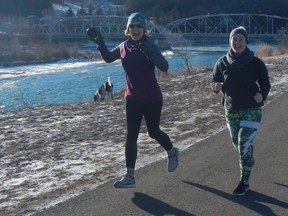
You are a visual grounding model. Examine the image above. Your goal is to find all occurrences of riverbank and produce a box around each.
[1,54,288,216]
[0,40,99,67]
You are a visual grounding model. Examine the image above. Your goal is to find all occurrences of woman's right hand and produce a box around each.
[86,27,104,46]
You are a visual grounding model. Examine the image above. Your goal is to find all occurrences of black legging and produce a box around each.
[125,100,173,169]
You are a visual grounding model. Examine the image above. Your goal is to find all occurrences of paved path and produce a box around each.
[35,92,288,216]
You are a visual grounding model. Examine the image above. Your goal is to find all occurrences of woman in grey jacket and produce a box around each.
[87,12,179,188]
[211,26,271,196]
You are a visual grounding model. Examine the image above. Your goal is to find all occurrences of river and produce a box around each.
[1,43,261,112]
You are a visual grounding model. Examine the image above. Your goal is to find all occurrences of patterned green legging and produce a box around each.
[225,108,262,182]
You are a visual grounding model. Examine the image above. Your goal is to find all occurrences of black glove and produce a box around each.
[137,41,153,60]
[86,27,104,46]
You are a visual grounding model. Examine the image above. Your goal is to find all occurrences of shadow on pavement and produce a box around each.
[182,180,288,216]
[274,182,288,189]
[131,192,195,216]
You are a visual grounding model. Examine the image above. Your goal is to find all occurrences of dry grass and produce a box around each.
[254,40,288,58]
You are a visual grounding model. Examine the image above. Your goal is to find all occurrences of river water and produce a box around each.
[1,43,260,112]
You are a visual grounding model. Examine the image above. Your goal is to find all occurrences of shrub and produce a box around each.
[254,40,288,58]
[254,43,273,57]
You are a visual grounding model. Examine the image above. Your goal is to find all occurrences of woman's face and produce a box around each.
[128,22,144,41]
[230,33,247,54]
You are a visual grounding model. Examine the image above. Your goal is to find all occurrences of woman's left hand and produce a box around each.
[138,41,153,60]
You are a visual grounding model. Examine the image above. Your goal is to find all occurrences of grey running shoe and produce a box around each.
[168,147,179,172]
[114,173,136,188]
[233,180,249,196]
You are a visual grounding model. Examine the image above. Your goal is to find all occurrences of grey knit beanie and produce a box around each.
[230,26,248,43]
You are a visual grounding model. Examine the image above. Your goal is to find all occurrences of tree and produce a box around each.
[65,7,74,17]
[0,0,53,16]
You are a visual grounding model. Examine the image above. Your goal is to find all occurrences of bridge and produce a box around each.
[163,13,288,45]
[27,13,288,47]
[28,15,162,40]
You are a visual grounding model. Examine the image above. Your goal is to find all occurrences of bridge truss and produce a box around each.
[26,14,288,45]
[30,15,162,39]
[163,13,288,35]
